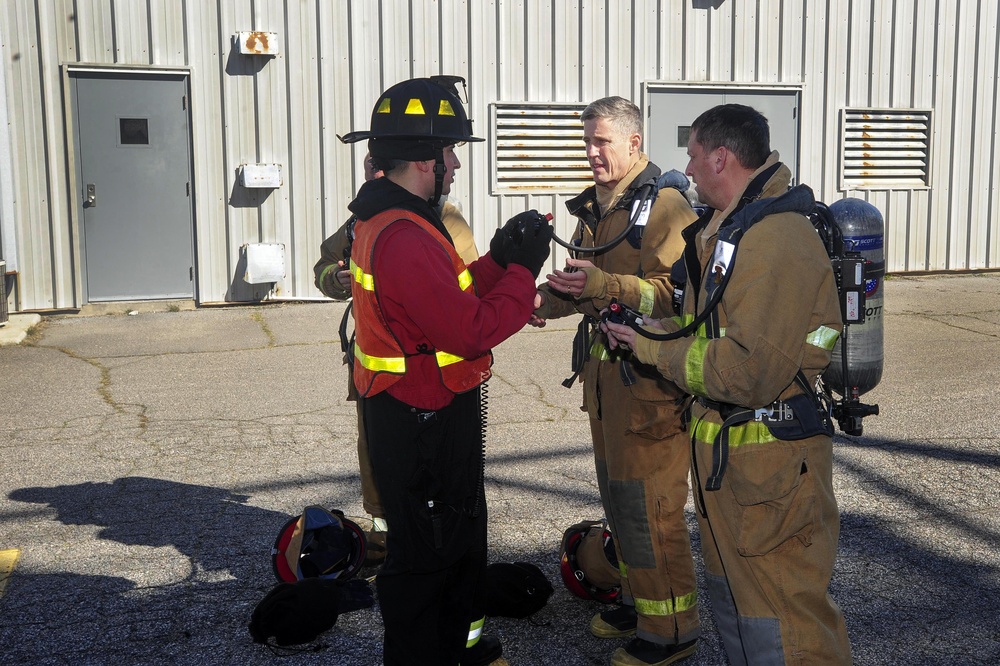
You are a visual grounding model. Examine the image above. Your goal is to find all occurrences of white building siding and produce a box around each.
[0,0,997,311]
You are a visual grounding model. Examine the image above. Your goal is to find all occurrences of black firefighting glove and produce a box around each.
[489,226,513,268]
[490,210,545,268]
[509,219,553,278]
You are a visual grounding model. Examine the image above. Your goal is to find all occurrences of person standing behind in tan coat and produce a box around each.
[532,96,700,666]
[313,151,480,549]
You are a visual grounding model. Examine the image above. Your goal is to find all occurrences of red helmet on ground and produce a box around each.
[272,506,367,583]
[559,520,621,603]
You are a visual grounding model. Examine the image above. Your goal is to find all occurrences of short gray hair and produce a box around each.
[581,96,643,137]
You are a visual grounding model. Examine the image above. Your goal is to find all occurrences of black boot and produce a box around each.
[461,634,505,666]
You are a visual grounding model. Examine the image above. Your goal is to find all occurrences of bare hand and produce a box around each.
[545,258,594,297]
[601,316,666,351]
[601,320,637,350]
[529,291,547,327]
[335,261,352,289]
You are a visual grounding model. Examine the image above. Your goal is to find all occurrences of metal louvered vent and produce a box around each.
[841,109,931,188]
[491,103,592,193]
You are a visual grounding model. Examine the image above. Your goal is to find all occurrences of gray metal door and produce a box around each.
[71,72,194,301]
[646,87,800,190]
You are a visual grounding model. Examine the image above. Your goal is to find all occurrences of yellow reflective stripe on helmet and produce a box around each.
[807,325,840,351]
[692,415,778,448]
[349,258,375,292]
[466,616,485,648]
[404,98,425,115]
[376,98,391,114]
[457,268,473,291]
[634,590,698,617]
[354,343,406,374]
[439,100,456,116]
[638,281,655,316]
[685,337,710,396]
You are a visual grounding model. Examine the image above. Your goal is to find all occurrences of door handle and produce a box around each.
[85,183,96,207]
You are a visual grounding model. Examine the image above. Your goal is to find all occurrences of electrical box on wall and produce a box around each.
[239,163,282,189]
[243,243,285,284]
[236,31,280,55]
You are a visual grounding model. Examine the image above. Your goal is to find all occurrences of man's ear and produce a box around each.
[629,133,641,155]
[714,146,728,174]
[413,159,434,174]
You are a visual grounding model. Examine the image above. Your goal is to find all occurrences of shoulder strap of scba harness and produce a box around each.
[661,167,836,492]
[349,210,492,397]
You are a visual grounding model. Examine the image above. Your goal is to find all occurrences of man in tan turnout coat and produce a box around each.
[533,96,700,666]
[604,103,852,666]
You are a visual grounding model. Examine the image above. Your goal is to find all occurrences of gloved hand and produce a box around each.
[489,226,513,267]
[509,220,553,278]
[503,210,545,245]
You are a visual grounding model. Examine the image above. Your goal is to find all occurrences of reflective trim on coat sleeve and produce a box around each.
[639,280,655,316]
[806,325,840,351]
[685,337,710,396]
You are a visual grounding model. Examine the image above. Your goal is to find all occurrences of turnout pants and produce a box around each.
[586,357,700,646]
[346,366,384,518]
[692,429,852,665]
[361,388,488,666]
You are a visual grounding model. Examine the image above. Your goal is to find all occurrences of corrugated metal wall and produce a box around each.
[1,0,997,311]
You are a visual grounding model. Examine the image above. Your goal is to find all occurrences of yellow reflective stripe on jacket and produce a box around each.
[351,263,472,371]
[638,281,655,316]
[677,312,711,338]
[692,415,778,448]
[354,343,406,374]
[807,325,840,351]
[634,590,698,617]
[466,616,485,648]
[590,340,611,361]
[355,345,468,374]
[685,337,710,396]
[436,350,464,367]
[349,258,375,292]
[457,268,473,291]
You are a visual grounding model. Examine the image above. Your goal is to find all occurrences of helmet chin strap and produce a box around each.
[429,145,446,207]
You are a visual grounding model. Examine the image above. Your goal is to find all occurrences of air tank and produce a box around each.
[824,198,884,398]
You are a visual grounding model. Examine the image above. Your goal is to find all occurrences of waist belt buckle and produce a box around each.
[755,401,794,422]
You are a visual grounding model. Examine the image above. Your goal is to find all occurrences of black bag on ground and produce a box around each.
[249,577,374,647]
[484,561,553,618]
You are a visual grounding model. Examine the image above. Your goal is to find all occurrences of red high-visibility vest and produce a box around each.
[350,209,493,397]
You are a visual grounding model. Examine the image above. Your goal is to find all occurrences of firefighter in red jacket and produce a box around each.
[339,76,552,665]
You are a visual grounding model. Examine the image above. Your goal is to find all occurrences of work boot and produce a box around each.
[590,604,637,638]
[461,634,506,666]
[610,638,697,666]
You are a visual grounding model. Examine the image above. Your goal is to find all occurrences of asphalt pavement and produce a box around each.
[0,273,998,665]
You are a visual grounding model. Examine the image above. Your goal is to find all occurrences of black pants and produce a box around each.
[361,388,488,666]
